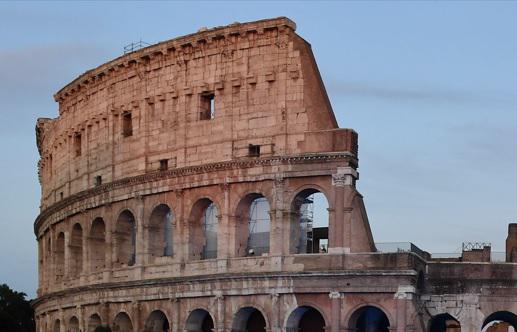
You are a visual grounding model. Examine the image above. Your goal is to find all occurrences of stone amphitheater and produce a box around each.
[33,17,517,332]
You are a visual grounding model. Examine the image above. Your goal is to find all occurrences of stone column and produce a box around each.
[64,230,71,280]
[215,294,225,332]
[218,183,230,260]
[270,293,280,332]
[135,194,145,268]
[100,301,110,327]
[132,300,141,332]
[329,291,343,332]
[394,286,415,332]
[329,167,358,254]
[78,305,85,332]
[270,175,286,256]
[171,298,180,332]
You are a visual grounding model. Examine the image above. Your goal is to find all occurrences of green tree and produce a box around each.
[0,284,34,332]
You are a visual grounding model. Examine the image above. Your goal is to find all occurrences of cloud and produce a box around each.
[326,79,515,106]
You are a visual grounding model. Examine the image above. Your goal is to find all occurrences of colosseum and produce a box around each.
[33,17,516,332]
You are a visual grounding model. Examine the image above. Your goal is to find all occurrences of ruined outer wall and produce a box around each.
[36,17,355,210]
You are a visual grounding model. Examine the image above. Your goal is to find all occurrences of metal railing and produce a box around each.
[375,242,428,259]
[123,40,151,54]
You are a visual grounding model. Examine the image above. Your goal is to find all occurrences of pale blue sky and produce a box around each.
[1,1,516,298]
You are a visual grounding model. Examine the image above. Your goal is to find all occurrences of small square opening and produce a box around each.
[94,175,102,187]
[159,159,168,171]
[200,93,215,120]
[248,144,260,157]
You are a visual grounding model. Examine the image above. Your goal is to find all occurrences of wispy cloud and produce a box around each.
[326,79,515,105]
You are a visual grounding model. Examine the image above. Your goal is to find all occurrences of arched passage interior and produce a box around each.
[235,194,271,257]
[189,199,219,260]
[89,218,106,272]
[69,316,80,332]
[88,313,102,332]
[69,223,83,277]
[482,311,517,331]
[148,204,174,259]
[185,309,214,332]
[429,313,461,332]
[144,310,170,332]
[55,232,65,280]
[114,210,136,267]
[53,319,61,332]
[232,306,267,332]
[286,306,325,332]
[348,306,390,332]
[112,312,133,332]
[291,189,329,254]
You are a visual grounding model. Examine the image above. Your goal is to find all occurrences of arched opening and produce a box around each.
[235,194,271,257]
[148,204,174,259]
[189,199,219,260]
[291,189,329,254]
[89,218,106,272]
[232,306,267,332]
[55,232,65,281]
[482,311,517,331]
[112,312,133,332]
[185,309,214,332]
[429,313,461,332]
[144,310,170,332]
[69,223,83,277]
[53,319,61,332]
[69,316,80,332]
[286,306,325,332]
[348,306,390,332]
[114,210,136,267]
[88,314,102,332]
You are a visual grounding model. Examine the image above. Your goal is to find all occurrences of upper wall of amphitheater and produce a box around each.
[35,17,358,210]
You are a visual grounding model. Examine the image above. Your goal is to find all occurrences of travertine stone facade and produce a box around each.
[34,18,516,332]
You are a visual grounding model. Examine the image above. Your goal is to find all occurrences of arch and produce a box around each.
[189,198,219,260]
[69,316,80,332]
[148,204,174,259]
[53,319,61,332]
[55,232,65,280]
[232,306,267,332]
[185,309,214,332]
[114,210,136,267]
[143,310,170,332]
[482,311,517,331]
[112,312,133,332]
[290,188,330,254]
[69,223,83,277]
[348,305,390,332]
[89,218,106,272]
[235,193,271,257]
[88,313,102,332]
[286,306,326,332]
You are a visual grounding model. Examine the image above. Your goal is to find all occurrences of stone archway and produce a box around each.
[114,210,136,267]
[232,306,267,332]
[286,306,325,332]
[482,311,517,331]
[89,218,106,272]
[185,309,214,332]
[148,204,174,259]
[290,189,329,254]
[112,312,133,332]
[429,313,461,332]
[87,313,102,332]
[348,305,390,332]
[144,310,170,332]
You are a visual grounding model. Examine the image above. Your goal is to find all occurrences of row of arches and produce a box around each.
[45,189,330,281]
[49,305,391,332]
[430,311,517,332]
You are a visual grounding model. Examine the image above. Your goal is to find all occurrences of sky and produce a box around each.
[0,1,516,299]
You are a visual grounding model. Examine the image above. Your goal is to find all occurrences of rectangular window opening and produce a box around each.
[159,159,168,171]
[94,175,102,187]
[122,112,133,137]
[60,192,64,200]
[74,134,82,157]
[200,93,215,120]
[248,144,260,157]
